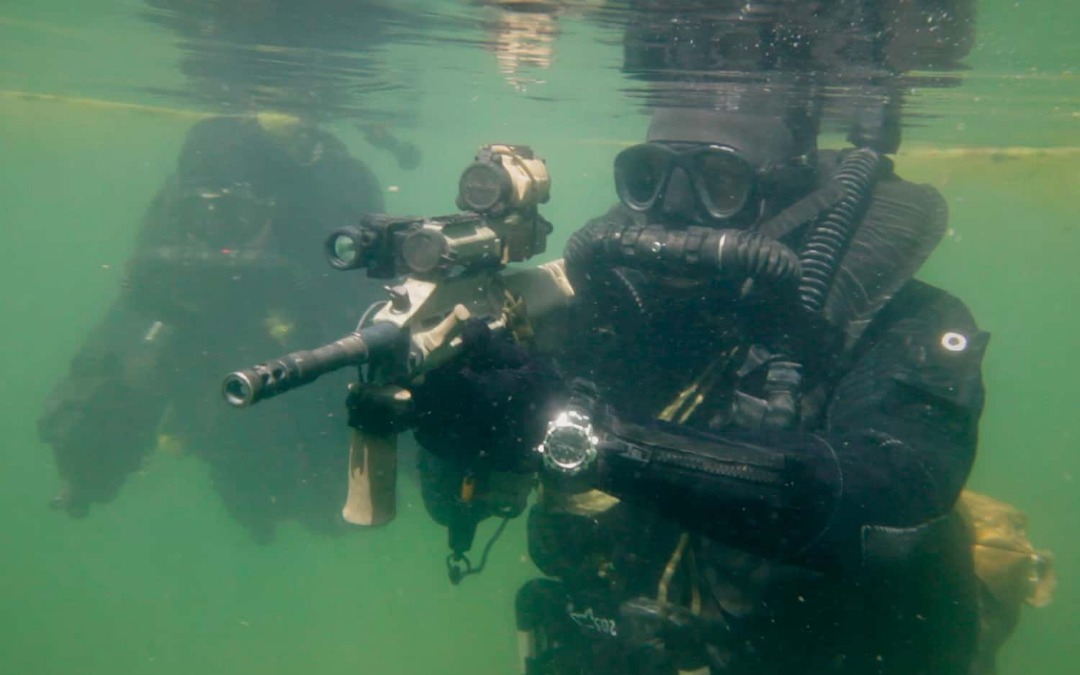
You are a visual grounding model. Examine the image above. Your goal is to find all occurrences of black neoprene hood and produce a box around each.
[646,108,797,169]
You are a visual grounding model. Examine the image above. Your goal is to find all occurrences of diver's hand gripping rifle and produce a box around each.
[221,144,573,526]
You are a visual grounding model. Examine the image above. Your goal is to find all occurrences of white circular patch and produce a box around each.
[941,332,968,352]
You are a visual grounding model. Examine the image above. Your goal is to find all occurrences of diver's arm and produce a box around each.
[38,299,176,515]
[412,319,560,524]
[590,284,988,570]
[411,323,555,564]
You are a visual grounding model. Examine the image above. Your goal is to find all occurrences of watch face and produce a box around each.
[546,425,591,470]
[541,411,597,474]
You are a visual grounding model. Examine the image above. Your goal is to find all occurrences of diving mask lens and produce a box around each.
[615,144,758,221]
[614,144,669,211]
[173,183,272,249]
[693,148,755,219]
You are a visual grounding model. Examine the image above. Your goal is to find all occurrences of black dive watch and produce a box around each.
[537,409,599,475]
[536,379,601,476]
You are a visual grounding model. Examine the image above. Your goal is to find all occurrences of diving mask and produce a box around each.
[614,143,761,223]
[167,181,276,250]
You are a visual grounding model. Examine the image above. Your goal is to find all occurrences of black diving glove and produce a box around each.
[410,318,560,473]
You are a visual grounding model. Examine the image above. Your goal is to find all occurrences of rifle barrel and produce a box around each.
[222,322,402,407]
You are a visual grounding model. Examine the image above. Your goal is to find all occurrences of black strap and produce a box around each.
[757,179,846,241]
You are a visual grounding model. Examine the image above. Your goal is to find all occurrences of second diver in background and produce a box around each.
[38,115,392,542]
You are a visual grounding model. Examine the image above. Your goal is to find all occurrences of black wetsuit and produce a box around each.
[416,156,988,675]
[38,117,384,540]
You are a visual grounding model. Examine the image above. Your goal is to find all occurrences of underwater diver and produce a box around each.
[414,103,986,675]
[38,114,388,542]
[404,2,1011,674]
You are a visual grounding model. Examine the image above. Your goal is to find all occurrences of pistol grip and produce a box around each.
[342,428,398,526]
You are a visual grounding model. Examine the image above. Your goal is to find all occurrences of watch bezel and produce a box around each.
[538,409,599,475]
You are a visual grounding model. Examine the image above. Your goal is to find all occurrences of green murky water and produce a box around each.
[1,2,1076,673]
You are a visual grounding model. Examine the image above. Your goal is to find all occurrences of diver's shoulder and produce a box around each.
[818,147,936,189]
[878,279,984,338]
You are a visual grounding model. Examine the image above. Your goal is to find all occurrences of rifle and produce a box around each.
[221,144,573,531]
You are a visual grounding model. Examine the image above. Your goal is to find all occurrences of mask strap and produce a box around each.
[755,178,845,241]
